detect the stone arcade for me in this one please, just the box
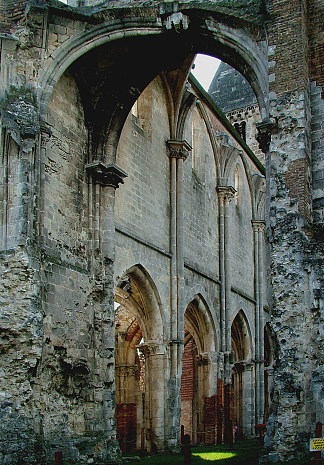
[0,0,323,463]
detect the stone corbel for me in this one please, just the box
[255,118,278,154]
[233,361,245,374]
[166,139,192,160]
[115,364,138,376]
[197,352,209,366]
[251,219,266,232]
[86,161,127,188]
[216,185,236,203]
[137,340,166,357]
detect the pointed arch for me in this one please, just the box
[195,100,221,181]
[231,309,253,362]
[216,135,260,216]
[115,264,166,344]
[37,8,269,165]
[181,294,218,444]
[184,293,217,354]
[114,264,167,453]
[251,173,266,220]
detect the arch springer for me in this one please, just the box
[86,161,128,188]
[166,139,192,160]
[251,219,266,231]
[216,185,236,202]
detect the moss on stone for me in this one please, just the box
[0,85,40,151]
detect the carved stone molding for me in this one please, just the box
[115,364,138,376]
[196,353,209,366]
[252,219,266,232]
[137,341,166,357]
[166,139,192,160]
[216,185,236,202]
[86,161,127,188]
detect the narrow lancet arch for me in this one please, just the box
[231,310,253,438]
[181,294,218,444]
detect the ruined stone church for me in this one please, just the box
[0,0,323,464]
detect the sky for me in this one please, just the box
[191,54,221,92]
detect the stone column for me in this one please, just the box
[86,161,127,259]
[115,330,138,404]
[217,186,235,446]
[252,219,266,424]
[166,140,191,447]
[217,186,236,382]
[205,351,219,397]
[242,363,254,437]
[166,140,191,371]
[139,341,167,452]
[85,161,127,460]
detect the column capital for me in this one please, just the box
[166,139,192,159]
[115,364,138,376]
[137,340,166,357]
[251,219,266,232]
[216,185,236,202]
[86,161,127,188]
[196,352,209,366]
[255,118,277,154]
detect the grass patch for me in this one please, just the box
[130,439,262,464]
[192,450,237,460]
[125,439,315,464]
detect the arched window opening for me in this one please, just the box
[129,84,153,138]
[191,118,196,171]
[115,302,144,453]
[181,297,217,446]
[131,100,139,118]
[181,330,199,442]
[234,121,246,142]
[234,166,240,207]
[231,311,252,439]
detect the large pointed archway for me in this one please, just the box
[114,265,166,454]
[37,8,269,165]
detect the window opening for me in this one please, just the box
[234,166,239,207]
[234,122,246,142]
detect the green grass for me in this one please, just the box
[123,439,315,465]
[192,450,237,461]
[124,439,261,464]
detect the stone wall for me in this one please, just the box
[0,248,43,464]
[262,0,324,458]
